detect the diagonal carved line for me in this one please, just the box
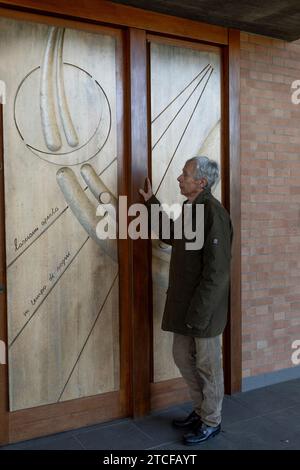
[57,272,119,402]
[8,236,90,348]
[151,63,211,124]
[152,66,212,151]
[7,157,117,269]
[154,68,214,196]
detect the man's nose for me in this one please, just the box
[177,174,182,182]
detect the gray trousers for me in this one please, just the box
[173,333,224,427]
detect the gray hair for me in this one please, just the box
[186,156,219,190]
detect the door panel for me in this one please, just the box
[150,39,222,383]
[0,17,121,411]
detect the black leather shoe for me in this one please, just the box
[183,422,221,445]
[172,410,202,429]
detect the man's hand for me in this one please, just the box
[139,177,153,202]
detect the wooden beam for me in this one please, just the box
[9,391,123,442]
[128,28,151,417]
[223,28,242,394]
[116,29,133,419]
[0,105,9,446]
[0,0,228,44]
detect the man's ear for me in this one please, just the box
[199,177,207,189]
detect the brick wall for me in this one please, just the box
[240,32,300,378]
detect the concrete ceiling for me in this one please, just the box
[111,0,300,41]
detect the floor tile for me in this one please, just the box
[75,421,154,450]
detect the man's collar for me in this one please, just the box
[184,188,212,205]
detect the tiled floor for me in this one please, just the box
[1,378,300,450]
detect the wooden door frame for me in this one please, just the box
[0,0,241,445]
[0,16,131,445]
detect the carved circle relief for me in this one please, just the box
[14,27,112,166]
[14,64,111,166]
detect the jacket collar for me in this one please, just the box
[184,187,212,205]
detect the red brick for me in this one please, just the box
[241,31,300,379]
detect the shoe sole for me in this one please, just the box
[183,427,221,446]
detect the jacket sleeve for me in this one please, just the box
[185,207,233,330]
[145,194,175,246]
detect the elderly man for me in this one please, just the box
[139,156,233,445]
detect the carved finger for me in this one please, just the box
[40,26,62,152]
[80,163,117,206]
[56,28,79,148]
[56,167,117,262]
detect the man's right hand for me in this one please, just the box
[139,177,153,202]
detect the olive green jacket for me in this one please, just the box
[146,188,233,338]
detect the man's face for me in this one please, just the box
[177,161,205,198]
